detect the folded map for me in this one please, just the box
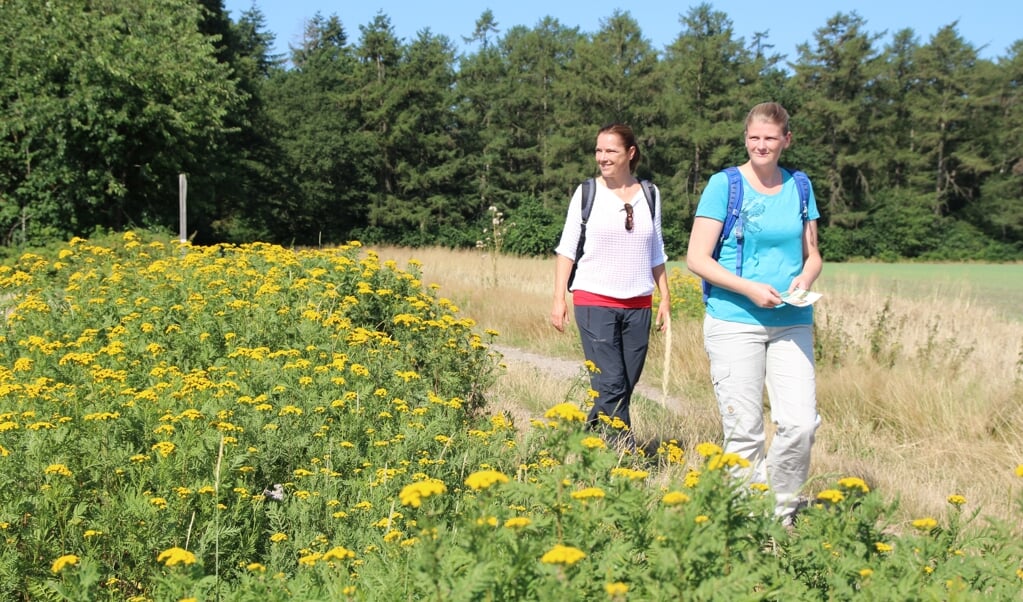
[780,288,822,307]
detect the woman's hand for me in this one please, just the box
[550,297,569,332]
[655,297,671,332]
[744,281,783,308]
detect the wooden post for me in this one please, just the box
[178,173,187,243]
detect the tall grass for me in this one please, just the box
[374,246,1023,523]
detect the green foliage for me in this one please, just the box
[663,267,705,321]
[501,196,563,256]
[0,0,245,246]
[2,4,1022,259]
[0,233,1021,599]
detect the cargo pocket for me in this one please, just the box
[709,363,735,419]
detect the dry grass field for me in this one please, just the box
[371,246,1023,525]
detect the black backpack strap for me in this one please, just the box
[580,178,596,224]
[567,179,596,291]
[574,178,596,261]
[639,179,657,219]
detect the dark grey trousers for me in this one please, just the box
[573,304,651,435]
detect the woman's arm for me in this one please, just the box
[550,254,575,332]
[686,217,782,308]
[651,263,670,332]
[790,220,822,292]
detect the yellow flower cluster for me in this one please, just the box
[44,464,73,478]
[51,554,79,574]
[157,547,196,567]
[706,452,750,471]
[610,467,649,481]
[837,477,870,493]
[947,494,967,506]
[816,489,845,504]
[503,517,531,529]
[543,403,587,423]
[695,442,723,457]
[540,544,586,566]
[399,479,447,507]
[570,487,606,500]
[464,470,510,492]
[661,491,691,506]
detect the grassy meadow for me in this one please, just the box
[374,247,1023,525]
[0,232,1020,600]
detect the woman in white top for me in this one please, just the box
[550,123,671,450]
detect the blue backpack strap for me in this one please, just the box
[790,169,810,220]
[702,167,744,303]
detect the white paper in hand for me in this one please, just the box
[780,288,822,307]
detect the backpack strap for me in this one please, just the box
[702,167,744,303]
[580,177,597,225]
[639,179,656,219]
[567,178,597,290]
[701,167,811,303]
[791,169,810,220]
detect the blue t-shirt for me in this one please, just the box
[695,168,820,326]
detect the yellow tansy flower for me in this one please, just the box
[51,554,79,574]
[570,487,606,500]
[695,442,723,457]
[837,477,870,493]
[544,403,587,423]
[399,479,447,507]
[44,464,73,478]
[157,547,196,566]
[503,517,531,529]
[610,467,648,480]
[662,491,691,506]
[464,470,510,491]
[540,544,586,566]
[816,489,845,504]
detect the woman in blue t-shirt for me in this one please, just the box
[686,102,823,525]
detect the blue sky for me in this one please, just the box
[223,0,1020,63]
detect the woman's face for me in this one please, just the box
[595,132,634,178]
[745,119,791,168]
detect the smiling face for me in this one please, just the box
[744,117,791,169]
[595,132,635,179]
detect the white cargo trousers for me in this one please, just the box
[703,315,820,520]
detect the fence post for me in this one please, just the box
[178,173,187,243]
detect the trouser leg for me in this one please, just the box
[703,316,769,486]
[575,305,650,446]
[764,324,819,519]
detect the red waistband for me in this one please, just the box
[572,290,653,309]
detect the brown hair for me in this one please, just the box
[598,123,641,172]
[744,102,791,135]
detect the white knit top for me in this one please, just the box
[554,181,669,299]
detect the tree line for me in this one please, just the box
[2,0,1021,261]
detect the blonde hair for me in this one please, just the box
[744,102,790,135]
